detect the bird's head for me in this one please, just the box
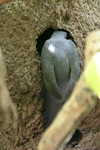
[51,31,67,39]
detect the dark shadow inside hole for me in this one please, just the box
[36,28,76,55]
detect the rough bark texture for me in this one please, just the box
[0,0,100,150]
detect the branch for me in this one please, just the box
[0,49,18,129]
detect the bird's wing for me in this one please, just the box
[43,64,63,101]
[64,41,80,99]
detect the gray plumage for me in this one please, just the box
[41,31,80,130]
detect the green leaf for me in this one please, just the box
[85,52,100,99]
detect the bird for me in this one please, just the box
[41,31,80,130]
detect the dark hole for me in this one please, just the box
[36,28,55,55]
[36,28,76,55]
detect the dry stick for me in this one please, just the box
[0,49,18,128]
[38,30,100,150]
[0,0,17,128]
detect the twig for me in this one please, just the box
[0,49,18,129]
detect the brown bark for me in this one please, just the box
[38,31,100,150]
